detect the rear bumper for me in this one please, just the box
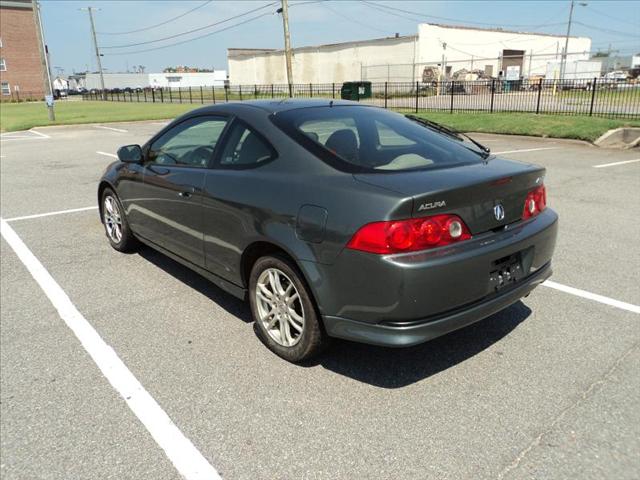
[323,261,551,347]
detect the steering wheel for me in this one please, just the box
[190,146,215,166]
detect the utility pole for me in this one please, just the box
[560,1,586,79]
[82,7,106,99]
[279,0,294,96]
[33,0,54,120]
[560,0,575,79]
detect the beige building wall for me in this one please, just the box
[228,36,417,84]
[228,24,592,84]
[416,24,592,78]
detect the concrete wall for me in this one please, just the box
[227,23,592,84]
[228,36,417,84]
[0,2,45,97]
[416,24,591,78]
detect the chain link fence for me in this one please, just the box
[81,79,640,119]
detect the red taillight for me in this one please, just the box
[347,214,472,254]
[522,185,547,220]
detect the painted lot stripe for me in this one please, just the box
[0,218,221,480]
[5,206,98,222]
[593,158,640,169]
[542,280,640,314]
[493,147,559,155]
[94,125,128,133]
[29,129,50,139]
[97,151,118,158]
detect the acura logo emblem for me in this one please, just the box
[494,204,505,221]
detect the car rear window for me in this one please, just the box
[272,105,485,173]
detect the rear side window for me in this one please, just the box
[218,122,276,168]
[272,106,485,173]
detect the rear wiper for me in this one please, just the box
[406,114,491,158]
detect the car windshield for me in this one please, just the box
[273,105,486,172]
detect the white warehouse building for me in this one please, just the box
[83,71,227,90]
[228,23,591,84]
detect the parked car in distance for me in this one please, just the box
[98,100,558,362]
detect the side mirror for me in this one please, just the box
[117,144,143,163]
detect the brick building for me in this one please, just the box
[0,0,45,99]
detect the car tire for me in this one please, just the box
[101,187,138,252]
[249,254,327,362]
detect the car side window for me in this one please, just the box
[218,122,275,167]
[147,116,228,168]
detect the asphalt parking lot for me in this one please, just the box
[1,119,639,480]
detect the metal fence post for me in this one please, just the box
[271,84,274,98]
[239,85,243,101]
[255,84,258,99]
[536,79,542,114]
[309,83,313,98]
[384,81,388,109]
[200,86,203,104]
[224,86,229,103]
[151,89,155,103]
[288,83,293,98]
[159,88,163,103]
[490,78,495,114]
[143,89,146,102]
[332,83,335,99]
[589,77,597,117]
[450,81,455,113]
[212,86,216,104]
[189,87,192,103]
[415,81,419,113]
[178,88,182,104]
[136,90,139,102]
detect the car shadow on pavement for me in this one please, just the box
[137,246,252,323]
[313,301,532,389]
[136,245,531,388]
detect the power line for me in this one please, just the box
[97,1,213,35]
[361,1,569,28]
[320,2,391,35]
[104,11,273,56]
[101,2,277,49]
[573,21,640,38]
[583,5,640,28]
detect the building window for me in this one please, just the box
[1,82,10,95]
[0,58,6,71]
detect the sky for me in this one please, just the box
[40,0,640,76]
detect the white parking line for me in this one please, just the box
[0,218,221,480]
[493,147,559,155]
[94,125,128,133]
[29,129,50,139]
[593,158,640,169]
[97,151,118,158]
[542,280,640,314]
[4,206,98,222]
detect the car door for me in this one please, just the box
[134,115,229,267]
[201,120,278,283]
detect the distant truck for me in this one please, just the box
[545,60,602,80]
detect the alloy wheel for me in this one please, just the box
[255,268,305,347]
[103,195,123,244]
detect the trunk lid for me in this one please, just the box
[354,158,545,234]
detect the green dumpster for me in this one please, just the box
[340,81,372,101]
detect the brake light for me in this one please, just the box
[522,185,547,220]
[347,214,471,254]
